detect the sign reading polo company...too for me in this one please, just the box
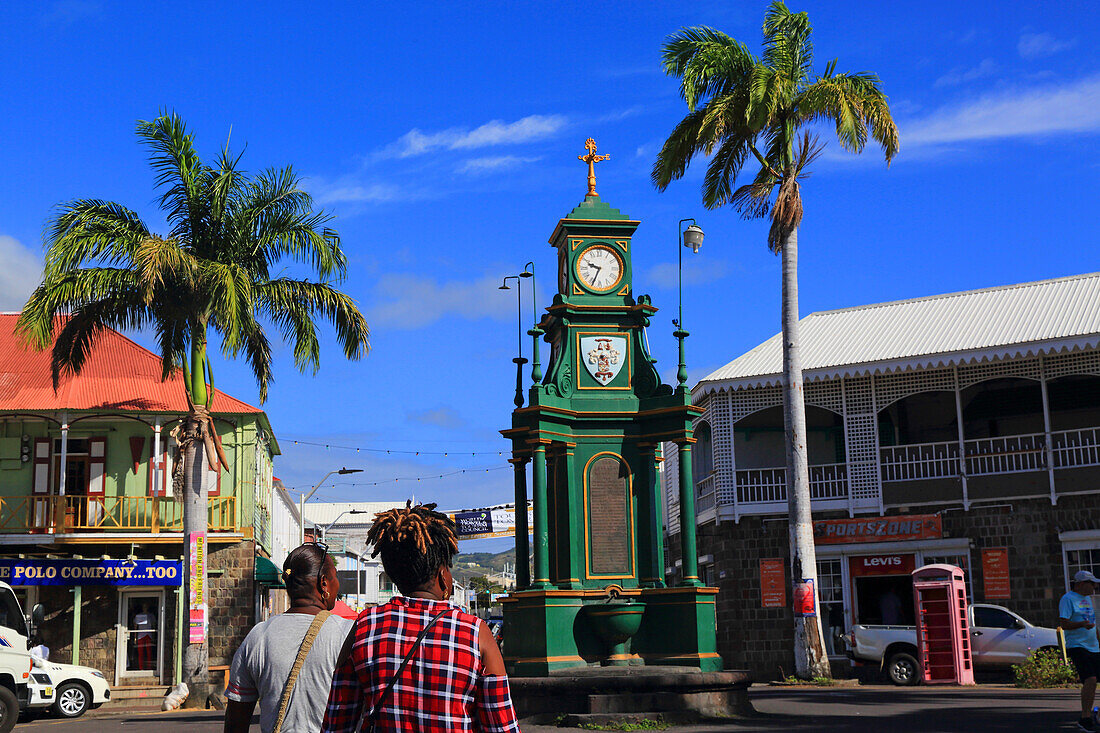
[0,558,182,586]
[814,514,942,545]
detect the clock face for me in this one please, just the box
[576,245,623,292]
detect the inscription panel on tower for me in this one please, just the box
[587,455,633,577]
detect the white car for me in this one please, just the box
[26,658,110,718]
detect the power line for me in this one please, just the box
[283,464,509,491]
[286,438,504,458]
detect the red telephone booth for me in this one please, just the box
[911,564,974,685]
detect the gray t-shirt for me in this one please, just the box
[226,612,354,733]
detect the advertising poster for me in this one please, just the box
[759,558,786,608]
[448,504,534,541]
[793,579,817,617]
[982,547,1011,599]
[189,531,207,644]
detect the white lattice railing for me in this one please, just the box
[1053,427,1100,468]
[695,473,717,513]
[736,463,849,505]
[880,441,961,481]
[880,426,1100,482]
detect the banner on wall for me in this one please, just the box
[982,547,1011,599]
[759,558,786,608]
[448,504,534,541]
[188,532,207,644]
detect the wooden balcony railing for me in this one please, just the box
[0,495,238,534]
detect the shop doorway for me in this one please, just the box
[116,590,164,684]
[849,554,917,626]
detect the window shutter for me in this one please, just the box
[148,439,173,498]
[87,437,106,496]
[32,438,51,494]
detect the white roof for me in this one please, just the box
[304,501,405,528]
[697,272,1100,395]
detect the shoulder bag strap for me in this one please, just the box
[271,610,331,733]
[361,608,450,733]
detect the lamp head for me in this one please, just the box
[338,468,363,475]
[498,281,510,290]
[683,224,704,254]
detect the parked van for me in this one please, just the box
[0,580,41,732]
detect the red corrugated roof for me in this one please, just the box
[0,314,262,414]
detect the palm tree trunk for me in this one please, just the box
[780,225,830,679]
[181,331,210,706]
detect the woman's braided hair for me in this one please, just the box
[367,501,458,594]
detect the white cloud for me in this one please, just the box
[1018,32,1076,59]
[43,1,100,26]
[934,58,997,88]
[0,235,43,311]
[456,155,540,175]
[646,259,730,290]
[407,407,467,430]
[368,273,512,330]
[380,115,567,158]
[903,75,1100,148]
[314,183,396,205]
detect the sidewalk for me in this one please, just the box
[521,684,1085,732]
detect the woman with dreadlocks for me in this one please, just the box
[321,502,519,733]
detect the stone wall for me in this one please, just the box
[669,494,1100,681]
[207,540,256,669]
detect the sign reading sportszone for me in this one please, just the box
[813,514,942,545]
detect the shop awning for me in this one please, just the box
[255,556,285,588]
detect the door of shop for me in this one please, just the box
[115,590,164,685]
[849,553,917,626]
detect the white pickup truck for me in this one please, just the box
[847,603,1059,685]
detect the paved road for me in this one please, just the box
[13,686,1089,732]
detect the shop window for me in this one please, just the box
[700,563,715,586]
[817,559,846,656]
[379,573,394,592]
[923,553,972,598]
[1066,547,1100,586]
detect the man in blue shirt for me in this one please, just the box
[1060,570,1100,731]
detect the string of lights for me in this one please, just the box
[285,438,505,458]
[282,464,509,492]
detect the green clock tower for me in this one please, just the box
[501,140,721,676]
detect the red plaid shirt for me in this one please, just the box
[321,596,519,732]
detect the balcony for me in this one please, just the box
[0,495,239,534]
[735,463,849,507]
[880,426,1100,482]
[695,473,717,513]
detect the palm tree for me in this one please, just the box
[18,112,369,701]
[653,3,898,678]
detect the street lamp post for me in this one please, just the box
[299,468,362,544]
[499,276,528,408]
[318,508,366,542]
[519,262,542,384]
[674,219,705,387]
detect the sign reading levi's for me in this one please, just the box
[814,514,942,545]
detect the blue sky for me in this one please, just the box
[2,2,1099,551]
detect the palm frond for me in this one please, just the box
[43,200,152,276]
[796,72,899,160]
[48,295,150,388]
[652,109,709,190]
[661,26,758,111]
[701,135,753,209]
[762,1,814,87]
[256,279,370,368]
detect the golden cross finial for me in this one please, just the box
[578,138,610,197]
